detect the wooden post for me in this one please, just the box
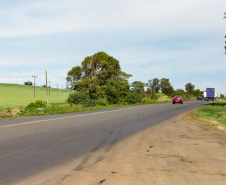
[46,70,49,104]
[32,75,38,98]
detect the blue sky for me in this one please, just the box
[0,0,226,94]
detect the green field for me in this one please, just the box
[0,83,73,107]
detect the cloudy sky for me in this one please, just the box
[0,0,225,94]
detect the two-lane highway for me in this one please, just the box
[0,101,208,184]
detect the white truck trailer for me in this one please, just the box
[214,92,220,100]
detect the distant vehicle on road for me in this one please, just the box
[173,95,183,104]
[197,96,202,100]
[214,92,220,100]
[205,88,215,101]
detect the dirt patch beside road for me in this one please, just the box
[20,113,226,185]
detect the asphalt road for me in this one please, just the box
[0,101,208,184]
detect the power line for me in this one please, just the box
[47,72,66,78]
[0,73,45,79]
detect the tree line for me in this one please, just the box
[66,52,204,105]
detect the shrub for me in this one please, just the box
[35,100,46,108]
[146,99,157,104]
[26,100,46,109]
[183,94,196,101]
[26,102,35,109]
[96,86,107,99]
[24,81,32,86]
[82,100,96,107]
[125,92,141,104]
[95,98,109,106]
[141,97,149,103]
[105,86,121,104]
[67,91,90,104]
[154,93,164,99]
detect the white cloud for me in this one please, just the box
[0,0,226,94]
[0,0,225,38]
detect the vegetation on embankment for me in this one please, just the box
[0,93,171,118]
[191,99,226,131]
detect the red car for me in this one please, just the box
[173,95,183,104]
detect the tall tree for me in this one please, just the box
[66,52,132,100]
[131,81,146,94]
[185,83,195,94]
[160,78,173,96]
[148,78,160,98]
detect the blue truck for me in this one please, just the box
[205,88,215,101]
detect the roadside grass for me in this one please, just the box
[0,90,171,119]
[18,103,129,117]
[2,99,167,118]
[1,102,142,118]
[191,99,226,131]
[157,98,171,103]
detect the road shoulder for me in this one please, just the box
[20,112,226,185]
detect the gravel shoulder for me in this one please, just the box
[20,112,226,185]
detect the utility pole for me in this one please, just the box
[62,84,63,94]
[225,35,226,54]
[32,75,38,98]
[56,83,58,96]
[46,70,49,104]
[223,13,226,54]
[48,81,51,97]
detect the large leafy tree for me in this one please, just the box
[160,78,174,96]
[66,52,132,101]
[148,78,160,98]
[131,81,146,94]
[185,83,195,94]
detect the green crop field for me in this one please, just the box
[0,83,73,107]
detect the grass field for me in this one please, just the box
[0,83,73,108]
[0,85,172,118]
[191,99,226,131]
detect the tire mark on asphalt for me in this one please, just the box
[105,137,119,153]
[74,134,120,170]
[73,154,92,171]
[96,155,105,163]
[91,137,108,153]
